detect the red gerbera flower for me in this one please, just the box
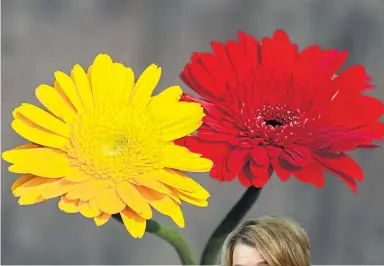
[177,30,384,193]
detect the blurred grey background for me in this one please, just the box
[2,0,384,264]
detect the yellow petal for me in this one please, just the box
[177,191,209,207]
[94,212,111,226]
[2,147,71,178]
[150,101,204,142]
[108,63,135,104]
[13,143,40,150]
[58,196,79,213]
[71,64,94,111]
[138,186,185,228]
[154,169,194,192]
[134,175,172,195]
[11,117,69,150]
[148,86,183,109]
[35,84,75,123]
[87,66,92,84]
[161,144,213,172]
[157,169,210,199]
[78,199,101,218]
[65,179,103,201]
[18,191,41,205]
[11,174,35,193]
[97,188,126,214]
[131,64,161,108]
[65,168,92,182]
[168,169,210,199]
[91,54,113,106]
[14,103,70,138]
[54,71,85,113]
[116,182,152,219]
[120,207,146,238]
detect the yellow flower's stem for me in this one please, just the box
[200,186,263,265]
[112,215,196,265]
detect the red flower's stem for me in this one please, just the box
[112,215,197,265]
[200,186,263,265]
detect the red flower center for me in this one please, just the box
[239,103,320,146]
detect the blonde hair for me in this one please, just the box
[221,216,310,266]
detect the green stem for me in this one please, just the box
[200,186,263,265]
[112,215,196,265]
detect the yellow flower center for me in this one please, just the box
[68,104,163,183]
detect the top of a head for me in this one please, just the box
[221,215,310,266]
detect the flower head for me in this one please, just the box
[3,54,213,238]
[177,30,384,193]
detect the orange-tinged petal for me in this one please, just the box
[177,191,208,207]
[40,179,79,199]
[134,175,172,195]
[163,169,210,199]
[91,54,113,105]
[14,103,70,138]
[120,207,146,238]
[65,179,103,201]
[131,64,161,108]
[2,147,71,178]
[35,84,75,123]
[165,186,182,204]
[138,186,185,228]
[11,174,35,193]
[154,169,195,193]
[11,118,69,150]
[54,71,85,113]
[13,176,56,197]
[97,188,126,214]
[116,182,152,219]
[94,212,111,226]
[71,64,94,111]
[58,196,79,213]
[78,199,101,218]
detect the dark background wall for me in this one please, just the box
[2,0,384,264]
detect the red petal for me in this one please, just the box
[238,165,253,187]
[262,30,298,71]
[249,160,272,188]
[250,146,269,166]
[175,136,232,181]
[279,144,312,167]
[325,95,384,129]
[357,121,384,139]
[293,161,325,188]
[333,65,373,94]
[270,157,292,182]
[314,154,363,193]
[198,130,236,142]
[221,147,250,181]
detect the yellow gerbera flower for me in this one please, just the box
[2,54,213,238]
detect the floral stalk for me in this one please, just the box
[200,186,263,265]
[112,215,196,265]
